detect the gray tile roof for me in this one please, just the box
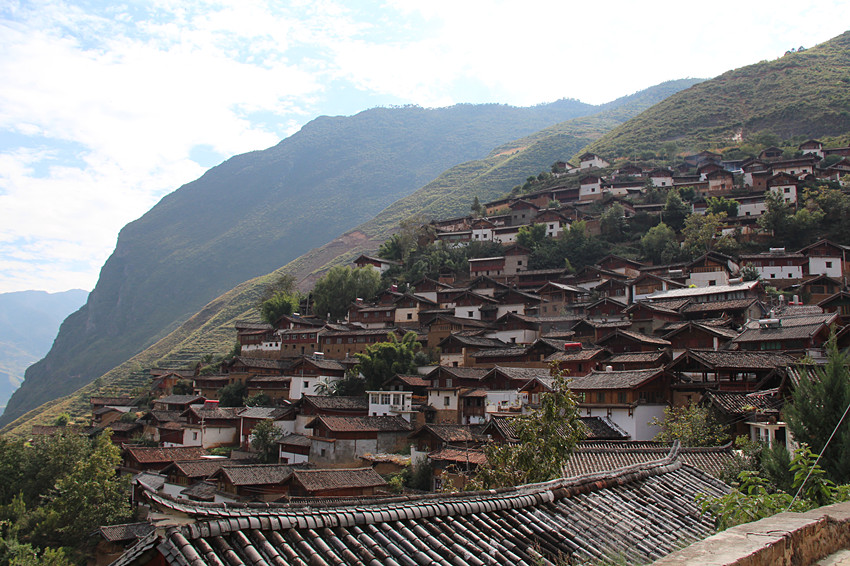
[290,467,387,491]
[118,447,728,566]
[215,464,295,486]
[569,368,664,390]
[563,442,736,479]
[301,395,369,411]
[99,522,155,543]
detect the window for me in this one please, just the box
[446,379,452,388]
[381,394,390,404]
[618,392,628,404]
[468,310,474,317]
[708,280,716,286]
[596,392,605,403]
[407,313,413,320]
[192,432,198,441]
[444,396,451,407]
[303,380,309,389]
[827,261,834,268]
[320,448,326,457]
[370,394,379,404]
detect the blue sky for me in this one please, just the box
[1,0,849,293]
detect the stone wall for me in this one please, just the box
[652,502,850,565]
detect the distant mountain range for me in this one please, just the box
[0,290,88,412]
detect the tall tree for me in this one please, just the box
[250,420,283,464]
[640,222,679,264]
[662,190,690,231]
[472,369,585,488]
[785,334,850,484]
[354,331,420,391]
[312,266,381,320]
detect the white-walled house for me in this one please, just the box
[367,390,415,422]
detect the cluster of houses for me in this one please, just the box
[64,141,850,565]
[428,140,850,249]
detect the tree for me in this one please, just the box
[662,190,690,231]
[259,291,298,325]
[640,222,678,264]
[785,334,850,484]
[757,191,793,237]
[516,223,546,250]
[354,331,420,391]
[245,392,272,407]
[706,196,739,218]
[250,420,283,464]
[312,266,381,320]
[472,368,585,488]
[599,203,628,241]
[218,381,247,407]
[33,431,132,549]
[740,263,761,281]
[682,211,726,258]
[650,404,729,447]
[470,196,484,217]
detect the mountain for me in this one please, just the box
[587,30,850,158]
[0,79,703,435]
[0,99,629,427]
[0,290,88,412]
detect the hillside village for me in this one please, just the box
[34,139,850,565]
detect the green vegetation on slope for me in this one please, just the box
[587,30,850,158]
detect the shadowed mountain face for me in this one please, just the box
[0,79,706,436]
[589,30,850,158]
[2,100,611,426]
[0,290,88,412]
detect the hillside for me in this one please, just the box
[0,290,88,412]
[588,30,850,158]
[2,102,617,427]
[0,80,703,436]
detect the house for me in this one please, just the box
[596,328,671,354]
[438,333,506,367]
[685,252,739,287]
[666,349,794,405]
[296,395,369,434]
[799,139,824,158]
[283,468,387,497]
[567,367,670,441]
[703,388,785,440]
[579,174,603,200]
[630,273,685,302]
[623,301,683,335]
[767,172,800,204]
[705,169,735,193]
[545,345,609,377]
[468,255,506,278]
[160,459,231,492]
[662,321,738,355]
[237,406,294,448]
[798,239,849,280]
[318,327,406,360]
[352,254,402,273]
[367,390,415,421]
[597,255,645,278]
[409,423,484,454]
[347,302,395,328]
[244,374,292,404]
[570,318,631,344]
[739,248,806,282]
[209,464,296,501]
[507,199,539,226]
[152,394,206,413]
[605,351,671,371]
[122,446,209,473]
[425,366,489,423]
[649,168,674,187]
[579,152,610,170]
[278,433,312,465]
[732,312,837,352]
[536,281,591,315]
[798,275,844,304]
[769,155,820,177]
[181,403,241,448]
[428,447,487,491]
[122,448,726,566]
[758,146,784,160]
[305,415,413,467]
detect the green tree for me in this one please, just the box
[470,196,484,217]
[250,420,283,464]
[472,368,585,488]
[640,222,678,264]
[259,291,298,325]
[218,381,247,407]
[682,211,726,258]
[662,190,690,231]
[313,266,382,320]
[740,263,761,281]
[33,431,132,549]
[757,191,793,238]
[651,404,729,447]
[354,331,421,391]
[785,335,850,484]
[706,196,739,218]
[599,203,628,241]
[245,392,272,407]
[516,223,546,250]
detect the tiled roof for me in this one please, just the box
[216,464,295,486]
[125,446,209,464]
[490,366,552,381]
[184,406,242,421]
[733,313,835,343]
[410,424,483,443]
[121,447,728,566]
[307,415,413,433]
[163,459,230,479]
[681,298,760,314]
[180,481,217,502]
[134,472,166,492]
[427,366,489,380]
[302,395,369,411]
[99,522,155,543]
[682,349,795,370]
[544,346,607,362]
[606,351,668,364]
[91,396,137,406]
[605,328,672,345]
[704,389,784,416]
[580,416,631,440]
[563,442,736,479]
[290,468,387,491]
[231,356,292,370]
[237,406,292,419]
[147,410,184,423]
[277,433,313,447]
[569,368,664,390]
[154,394,205,405]
[384,374,431,388]
[428,447,488,466]
[471,346,528,358]
[234,321,274,331]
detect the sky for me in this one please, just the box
[0,1,849,294]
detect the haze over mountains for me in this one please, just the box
[4,30,850,434]
[0,290,88,412]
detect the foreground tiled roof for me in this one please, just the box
[216,464,295,486]
[682,349,795,370]
[569,368,664,390]
[563,442,736,479]
[703,388,784,416]
[118,447,728,566]
[99,522,155,543]
[163,459,230,479]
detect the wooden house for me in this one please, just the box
[209,464,296,501]
[284,468,387,498]
[305,416,413,467]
